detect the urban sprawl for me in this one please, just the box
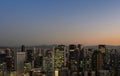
[0,44,120,76]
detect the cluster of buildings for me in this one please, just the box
[0,44,120,76]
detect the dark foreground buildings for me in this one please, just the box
[0,44,120,76]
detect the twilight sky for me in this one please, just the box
[0,0,120,46]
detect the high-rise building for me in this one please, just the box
[43,50,54,76]
[79,48,84,72]
[34,56,43,68]
[14,52,26,75]
[6,56,15,72]
[26,50,34,63]
[92,50,104,71]
[0,53,6,64]
[104,51,111,70]
[69,44,79,76]
[21,45,25,52]
[53,45,69,76]
[54,45,66,70]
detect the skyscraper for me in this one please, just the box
[21,45,25,52]
[54,45,67,76]
[92,50,104,70]
[14,52,26,76]
[43,49,54,76]
[69,44,79,76]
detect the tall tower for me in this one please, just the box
[6,56,15,72]
[69,44,79,76]
[54,45,66,70]
[14,52,26,75]
[92,50,104,71]
[43,49,54,76]
[53,45,68,76]
[21,45,25,52]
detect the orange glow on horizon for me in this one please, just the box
[64,36,120,46]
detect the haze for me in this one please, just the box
[1,0,120,46]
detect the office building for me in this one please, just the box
[54,45,66,70]
[69,44,79,76]
[92,50,104,71]
[43,50,54,76]
[14,52,26,76]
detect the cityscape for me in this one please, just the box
[0,44,120,76]
[1,0,120,76]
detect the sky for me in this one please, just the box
[0,0,120,46]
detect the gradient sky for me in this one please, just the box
[1,0,120,46]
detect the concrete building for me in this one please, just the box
[92,50,104,71]
[69,44,80,76]
[43,50,54,76]
[14,52,26,76]
[54,45,66,70]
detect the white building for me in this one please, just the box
[14,52,26,76]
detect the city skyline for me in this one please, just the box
[1,0,120,46]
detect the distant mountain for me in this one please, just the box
[84,45,120,50]
[0,45,120,50]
